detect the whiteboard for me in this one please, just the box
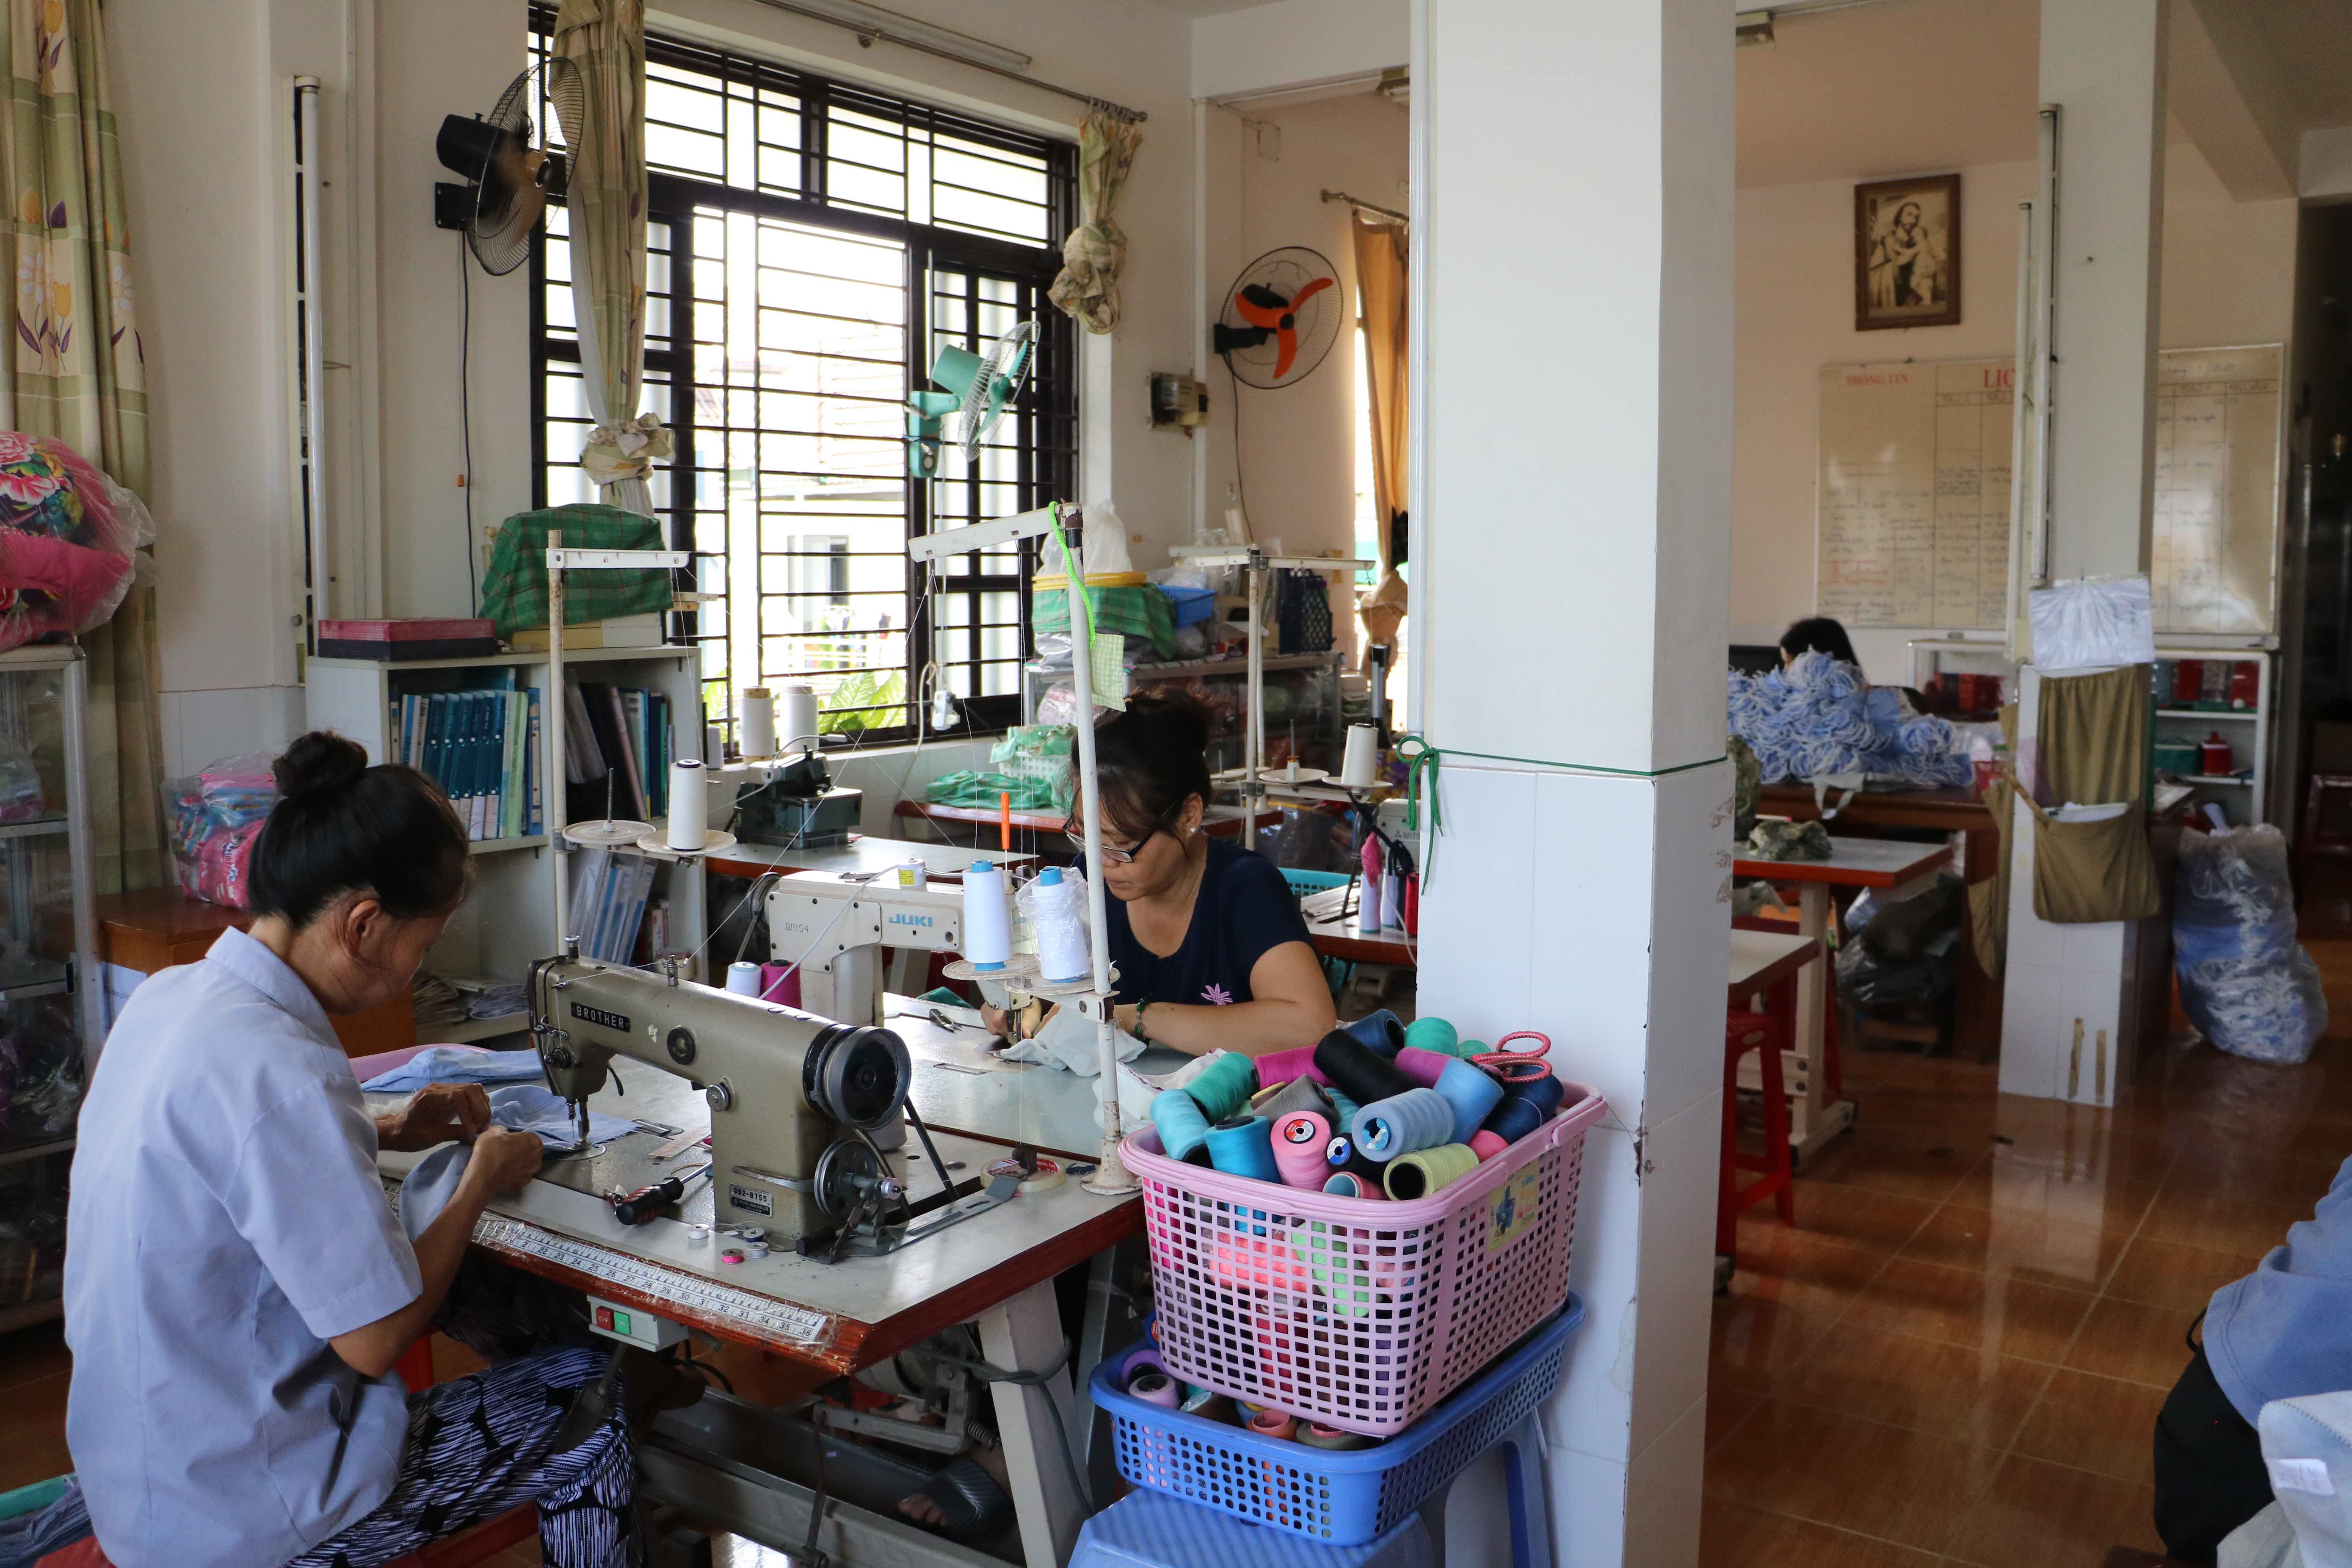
[1814,345,2282,634]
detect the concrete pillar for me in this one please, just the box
[1411,2,1731,1563]
[2000,0,2168,1105]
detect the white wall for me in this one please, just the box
[1730,137,2297,682]
[1198,91,1408,569]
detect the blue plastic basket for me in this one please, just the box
[1092,1298,1581,1545]
[1160,584,1218,627]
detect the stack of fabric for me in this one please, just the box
[1727,651,1971,789]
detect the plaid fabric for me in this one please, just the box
[480,505,675,636]
[1031,584,1175,659]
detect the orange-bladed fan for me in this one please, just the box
[1214,248,1342,390]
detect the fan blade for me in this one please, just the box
[1273,326,1298,381]
[1286,275,1335,310]
[1233,292,1287,330]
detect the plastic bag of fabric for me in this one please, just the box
[2175,826,2327,1064]
[169,752,277,908]
[1836,933,1954,1005]
[991,725,1075,813]
[0,433,154,653]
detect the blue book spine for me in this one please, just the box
[423,694,450,801]
[524,689,543,837]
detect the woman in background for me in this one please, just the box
[1780,615,1861,670]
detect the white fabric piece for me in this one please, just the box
[998,1003,1144,1076]
[2029,573,2156,669]
[2221,1502,2304,1568]
[2258,1390,2352,1568]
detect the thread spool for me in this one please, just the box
[1029,866,1089,984]
[740,688,776,757]
[1322,1171,1385,1200]
[1350,1087,1455,1160]
[1480,1073,1568,1145]
[1339,723,1379,788]
[1434,1058,1506,1144]
[725,961,761,996]
[961,861,1012,971]
[1182,1051,1258,1123]
[1357,840,1383,934]
[1270,1111,1331,1189]
[1403,1016,1460,1056]
[1252,1075,1334,1125]
[1470,1129,1509,1161]
[1150,1090,1213,1161]
[1323,1133,1386,1186]
[1327,1087,1360,1128]
[1314,1031,1415,1107]
[1129,1372,1179,1409]
[1394,1047,1452,1088]
[1205,1115,1279,1181]
[1247,1410,1298,1442]
[1119,1347,1166,1384]
[776,683,819,756]
[1343,1010,1408,1056]
[1252,1045,1327,1089]
[1384,1143,1480,1200]
[1300,1424,1375,1451]
[666,760,709,850]
[1181,1387,1233,1423]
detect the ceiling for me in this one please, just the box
[1735,0,2041,189]
[1136,0,1279,16]
[2238,0,2352,127]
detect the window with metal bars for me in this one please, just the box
[528,15,1077,744]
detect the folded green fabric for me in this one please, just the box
[1031,584,1176,659]
[479,504,676,636]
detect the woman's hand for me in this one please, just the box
[377,1083,494,1152]
[458,1126,544,1196]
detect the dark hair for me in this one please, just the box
[1779,616,1860,668]
[1082,691,1213,844]
[247,731,471,927]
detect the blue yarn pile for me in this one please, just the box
[1727,652,1971,789]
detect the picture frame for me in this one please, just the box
[1854,173,1960,331]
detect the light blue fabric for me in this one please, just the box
[361,1046,544,1093]
[2251,1390,2352,1568]
[66,927,423,1568]
[488,1083,637,1148]
[1727,651,1973,789]
[2208,1156,2352,1425]
[0,1477,87,1568]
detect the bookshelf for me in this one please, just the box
[306,644,708,993]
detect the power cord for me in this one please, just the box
[457,232,478,613]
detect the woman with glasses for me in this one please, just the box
[989,691,1336,1057]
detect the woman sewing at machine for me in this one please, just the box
[982,691,1336,1057]
[62,733,644,1568]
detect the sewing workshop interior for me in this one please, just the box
[15,1,2352,1566]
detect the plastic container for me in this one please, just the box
[1122,1083,1605,1436]
[1093,1299,1583,1545]
[1160,584,1218,627]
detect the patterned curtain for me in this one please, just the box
[0,0,163,891]
[1048,113,1141,335]
[552,0,666,515]
[1350,212,1408,653]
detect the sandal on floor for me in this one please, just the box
[898,1456,1013,1542]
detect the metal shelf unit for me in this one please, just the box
[2154,649,2272,826]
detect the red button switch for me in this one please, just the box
[593,1306,613,1330]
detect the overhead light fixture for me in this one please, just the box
[746,0,1033,77]
[1735,9,1776,46]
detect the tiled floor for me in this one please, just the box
[1702,907,2352,1568]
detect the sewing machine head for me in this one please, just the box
[527,953,912,1237]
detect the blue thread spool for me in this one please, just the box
[1204,1115,1279,1181]
[1434,1058,1505,1144]
[1350,1087,1454,1160]
[1151,1090,1213,1161]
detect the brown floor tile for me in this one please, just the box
[1705,1397,2000,1554]
[491,1544,541,1568]
[2061,1298,2198,1390]
[2138,1184,2305,1258]
[0,1323,69,1392]
[1724,1224,1893,1317]
[1757,1180,1940,1255]
[1706,1389,1761,1456]
[0,1370,69,1491]
[2101,1237,2262,1314]
[2011,1369,2171,1486]
[1898,1199,2136,1293]
[1698,1498,1945,1568]
[1942,1454,2165,1567]
[1711,1296,1840,1395]
[1845,1257,2098,1363]
[1800,1124,1986,1205]
[1781,1321,2049,1448]
[1944,1151,2162,1227]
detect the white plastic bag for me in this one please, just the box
[2029,575,2156,670]
[2175,826,2328,1064]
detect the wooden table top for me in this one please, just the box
[1758,783,1992,832]
[94,886,251,941]
[1732,837,1953,888]
[1298,884,1415,965]
[1728,928,1820,994]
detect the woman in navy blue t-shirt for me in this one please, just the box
[1045,692,1335,1058]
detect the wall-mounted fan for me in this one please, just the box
[1212,247,1341,389]
[907,319,1036,477]
[433,60,579,276]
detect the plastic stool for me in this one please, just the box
[1072,1490,1437,1568]
[1718,1005,1795,1260]
[1414,1413,1554,1568]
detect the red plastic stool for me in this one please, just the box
[1718,1007,1795,1260]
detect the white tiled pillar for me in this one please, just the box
[1411,2,1732,1563]
[2002,0,2167,1102]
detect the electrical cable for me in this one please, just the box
[457,232,478,613]
[677,1344,735,1394]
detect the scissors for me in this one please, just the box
[1473,1030,1553,1085]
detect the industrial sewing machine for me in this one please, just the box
[528,951,913,1239]
[764,869,970,1027]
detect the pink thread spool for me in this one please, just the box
[1254,1046,1327,1088]
[1394,1047,1452,1088]
[1272,1111,1332,1189]
[1470,1129,1509,1161]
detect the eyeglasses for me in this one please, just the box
[1063,811,1165,864]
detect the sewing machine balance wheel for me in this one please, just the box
[813,1135,889,1222]
[804,1026,913,1131]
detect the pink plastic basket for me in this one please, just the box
[1123,1082,1606,1437]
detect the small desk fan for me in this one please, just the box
[907,319,1037,477]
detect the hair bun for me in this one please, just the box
[272,731,369,802]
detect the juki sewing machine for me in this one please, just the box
[763,869,970,1027]
[528,950,914,1240]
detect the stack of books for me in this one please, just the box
[561,675,675,827]
[388,684,543,842]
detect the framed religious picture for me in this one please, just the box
[1854,173,1960,330]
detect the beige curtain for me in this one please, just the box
[1048,112,1141,335]
[553,0,666,515]
[1351,213,1408,647]
[2,0,163,891]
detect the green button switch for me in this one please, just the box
[613,1310,632,1336]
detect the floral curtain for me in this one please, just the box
[1350,212,1409,653]
[1049,112,1142,335]
[552,0,666,515]
[1,0,163,891]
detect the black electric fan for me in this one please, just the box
[1212,247,1342,389]
[433,60,580,276]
